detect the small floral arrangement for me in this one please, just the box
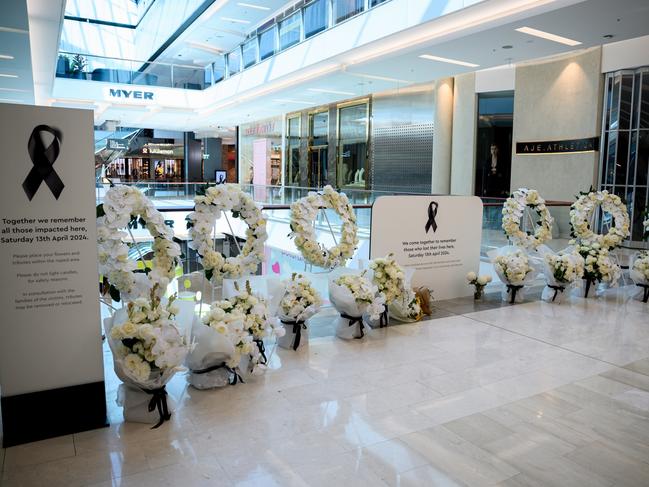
[290,185,358,269]
[544,252,585,285]
[494,250,534,285]
[631,251,649,283]
[110,285,187,383]
[466,271,492,299]
[369,253,406,302]
[201,300,255,369]
[333,273,385,321]
[388,287,422,322]
[576,243,621,297]
[278,273,322,323]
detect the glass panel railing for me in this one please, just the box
[56,51,211,90]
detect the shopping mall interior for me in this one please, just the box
[1,0,649,485]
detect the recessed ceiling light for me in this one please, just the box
[0,73,18,78]
[515,27,581,46]
[308,88,355,96]
[0,54,14,60]
[236,2,270,10]
[419,54,479,68]
[502,45,513,49]
[221,16,251,24]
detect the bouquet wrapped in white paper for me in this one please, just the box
[541,250,585,303]
[368,254,407,327]
[277,273,322,350]
[329,272,385,339]
[106,285,189,426]
[575,243,621,298]
[388,287,422,323]
[630,250,649,302]
[492,247,538,303]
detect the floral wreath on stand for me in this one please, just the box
[97,186,181,302]
[187,184,267,283]
[569,190,630,250]
[289,185,359,269]
[502,188,554,249]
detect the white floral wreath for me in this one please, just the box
[502,188,554,249]
[187,184,267,283]
[97,186,181,301]
[570,190,630,249]
[290,185,358,269]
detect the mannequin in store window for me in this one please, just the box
[484,144,508,198]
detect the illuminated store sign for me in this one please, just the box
[516,137,599,154]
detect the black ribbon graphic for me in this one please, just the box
[636,284,649,303]
[143,386,171,429]
[254,339,268,365]
[425,201,438,234]
[192,363,244,385]
[506,284,524,304]
[342,313,365,339]
[379,305,389,328]
[281,319,307,350]
[23,125,65,201]
[548,285,565,302]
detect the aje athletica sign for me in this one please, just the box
[370,195,483,300]
[516,137,599,154]
[0,104,106,447]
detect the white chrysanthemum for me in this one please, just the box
[501,188,554,249]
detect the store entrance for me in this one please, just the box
[474,91,514,199]
[308,145,328,188]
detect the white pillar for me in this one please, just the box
[432,77,454,194]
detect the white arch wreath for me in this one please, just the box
[97,186,181,301]
[570,190,630,249]
[289,185,358,269]
[502,188,554,249]
[187,184,267,283]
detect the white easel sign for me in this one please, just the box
[370,195,483,301]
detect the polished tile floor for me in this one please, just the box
[2,285,649,486]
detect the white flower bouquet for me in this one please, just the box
[329,272,385,340]
[106,285,189,426]
[492,248,537,303]
[226,281,285,377]
[576,243,621,297]
[541,251,585,303]
[369,253,406,327]
[630,250,649,303]
[466,272,493,300]
[277,273,322,350]
[388,287,422,323]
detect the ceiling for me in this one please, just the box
[45,0,649,134]
[0,0,35,105]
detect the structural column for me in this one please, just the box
[432,77,454,194]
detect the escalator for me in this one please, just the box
[94,126,142,180]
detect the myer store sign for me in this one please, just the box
[106,87,154,101]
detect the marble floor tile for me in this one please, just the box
[3,291,649,486]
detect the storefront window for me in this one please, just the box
[227,48,241,76]
[259,27,276,60]
[242,38,258,68]
[334,0,364,24]
[600,67,649,241]
[308,111,328,188]
[286,116,301,186]
[304,0,328,38]
[279,12,301,50]
[337,102,368,188]
[238,117,283,186]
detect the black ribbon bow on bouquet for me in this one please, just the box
[506,284,524,304]
[192,363,244,385]
[341,313,365,339]
[425,201,438,234]
[583,278,595,298]
[254,339,268,365]
[281,319,307,350]
[143,386,171,429]
[637,284,649,303]
[23,125,65,201]
[379,305,389,328]
[548,285,565,302]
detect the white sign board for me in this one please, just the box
[0,104,105,445]
[370,195,483,301]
